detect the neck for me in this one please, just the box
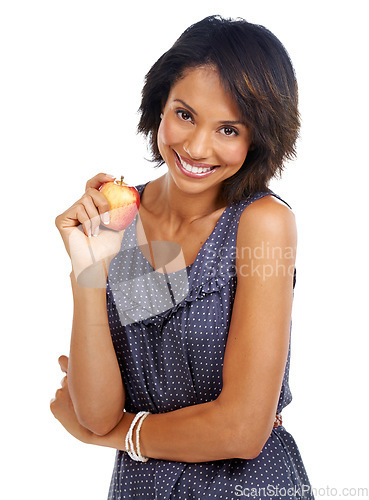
[143,174,226,232]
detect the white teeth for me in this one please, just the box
[178,155,213,173]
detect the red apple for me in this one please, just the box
[99,176,140,231]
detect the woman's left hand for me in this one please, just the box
[50,355,93,444]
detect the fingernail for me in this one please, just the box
[101,212,110,225]
[105,174,115,179]
[88,226,92,238]
[93,226,100,237]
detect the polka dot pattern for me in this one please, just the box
[106,183,313,499]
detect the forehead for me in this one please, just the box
[166,66,242,118]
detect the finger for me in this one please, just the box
[85,173,115,192]
[79,194,103,237]
[74,203,92,238]
[84,188,111,232]
[60,375,68,388]
[54,388,62,399]
[58,355,69,373]
[50,388,62,416]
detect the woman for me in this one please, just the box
[51,15,314,499]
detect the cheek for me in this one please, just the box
[218,141,249,167]
[158,118,186,148]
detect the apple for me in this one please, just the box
[99,176,140,231]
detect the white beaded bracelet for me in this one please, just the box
[125,411,150,462]
[125,412,144,460]
[136,412,150,462]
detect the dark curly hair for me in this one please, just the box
[137,15,300,203]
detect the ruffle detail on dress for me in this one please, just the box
[138,271,234,328]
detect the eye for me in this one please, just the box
[220,126,239,137]
[176,110,193,122]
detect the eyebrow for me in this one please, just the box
[174,99,198,116]
[173,99,246,126]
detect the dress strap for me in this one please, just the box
[268,191,293,210]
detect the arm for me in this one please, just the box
[215,195,296,456]
[68,272,125,435]
[55,173,125,435]
[52,195,296,461]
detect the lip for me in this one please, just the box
[173,150,219,179]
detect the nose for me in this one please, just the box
[183,128,212,161]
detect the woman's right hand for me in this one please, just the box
[55,172,126,287]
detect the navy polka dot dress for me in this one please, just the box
[106,182,314,499]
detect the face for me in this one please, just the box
[157,66,252,198]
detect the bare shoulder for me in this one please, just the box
[238,194,297,248]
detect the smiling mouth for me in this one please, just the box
[174,151,218,175]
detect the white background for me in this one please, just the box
[1,0,368,498]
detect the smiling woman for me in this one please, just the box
[138,15,300,202]
[51,14,314,500]
[157,66,253,196]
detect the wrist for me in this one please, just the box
[70,271,107,300]
[88,411,136,451]
[125,411,150,462]
[70,259,109,291]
